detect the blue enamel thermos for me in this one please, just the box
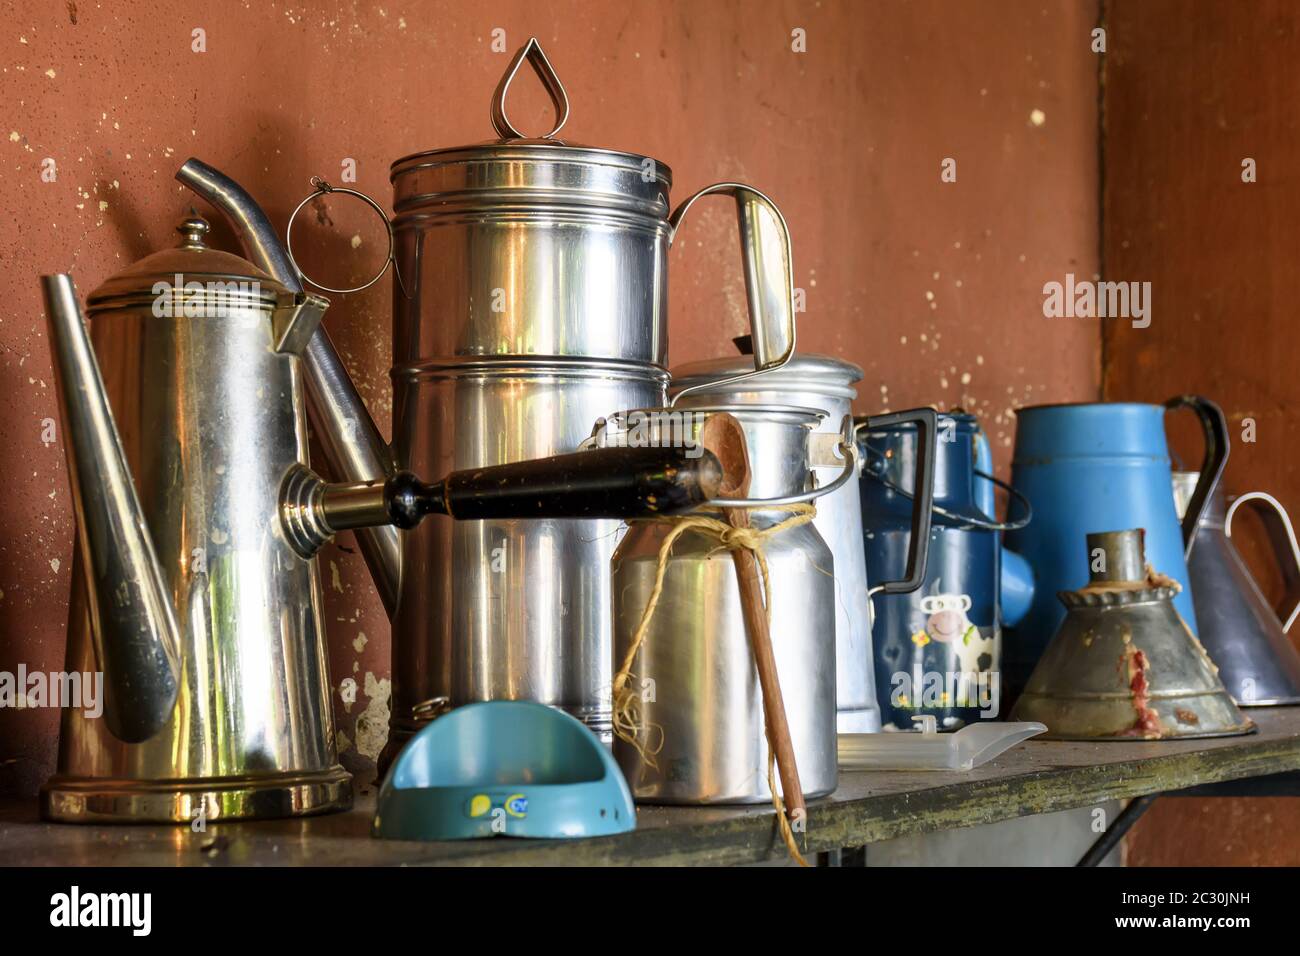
[1002,397,1228,698]
[860,412,1033,729]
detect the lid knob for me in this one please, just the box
[176,213,211,249]
[491,37,570,140]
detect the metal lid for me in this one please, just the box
[670,352,864,402]
[390,38,671,216]
[87,215,286,312]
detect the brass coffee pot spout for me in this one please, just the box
[41,275,182,743]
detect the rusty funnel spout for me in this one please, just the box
[41,274,181,743]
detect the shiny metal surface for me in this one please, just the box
[1174,473,1300,705]
[1010,529,1253,740]
[671,355,880,732]
[41,275,181,744]
[390,137,672,364]
[175,158,402,616]
[386,359,668,752]
[377,42,800,764]
[610,408,838,803]
[41,222,351,823]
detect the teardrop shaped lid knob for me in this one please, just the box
[491,37,570,140]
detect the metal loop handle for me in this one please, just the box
[491,37,570,140]
[859,439,1032,532]
[1225,491,1300,634]
[707,429,857,509]
[668,183,797,407]
[285,178,398,295]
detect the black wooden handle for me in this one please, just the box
[384,445,722,527]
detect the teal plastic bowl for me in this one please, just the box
[372,700,636,840]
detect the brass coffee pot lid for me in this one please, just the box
[1010,529,1254,740]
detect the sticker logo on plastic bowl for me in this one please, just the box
[505,794,528,818]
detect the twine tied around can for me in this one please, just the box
[611,502,818,866]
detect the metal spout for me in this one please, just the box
[272,292,330,355]
[175,158,402,615]
[42,275,181,743]
[1087,529,1147,584]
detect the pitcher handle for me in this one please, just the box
[1163,395,1229,558]
[1225,492,1300,633]
[667,183,796,404]
[861,407,937,597]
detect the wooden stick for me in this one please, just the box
[700,414,806,824]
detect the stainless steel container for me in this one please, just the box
[389,359,667,740]
[40,220,351,823]
[377,39,797,754]
[670,354,882,732]
[605,406,855,803]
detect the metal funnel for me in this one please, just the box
[1010,529,1254,740]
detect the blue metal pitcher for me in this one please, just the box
[1002,397,1228,698]
[860,412,1033,729]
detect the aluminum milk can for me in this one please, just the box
[671,353,938,734]
[605,406,858,803]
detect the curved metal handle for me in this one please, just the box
[668,183,797,404]
[706,415,856,508]
[491,37,570,140]
[1225,492,1300,634]
[861,408,936,597]
[1164,395,1229,558]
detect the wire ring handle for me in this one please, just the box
[285,177,396,295]
[859,439,1032,532]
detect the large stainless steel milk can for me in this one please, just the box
[379,39,799,753]
[670,353,937,734]
[601,406,858,803]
